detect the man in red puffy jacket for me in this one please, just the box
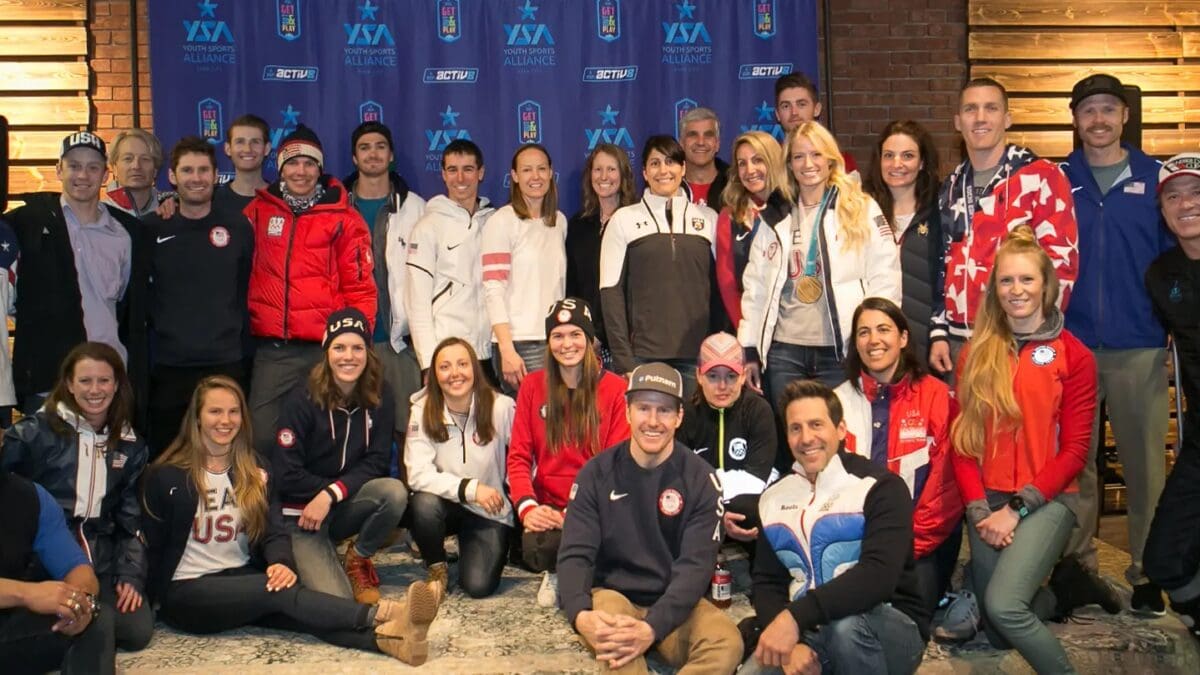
[244,124,376,453]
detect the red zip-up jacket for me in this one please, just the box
[506,369,630,522]
[951,327,1096,514]
[837,374,962,559]
[244,176,376,342]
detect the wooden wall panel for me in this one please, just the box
[970,1,1200,27]
[0,61,88,92]
[0,0,85,22]
[0,26,85,57]
[1007,96,1200,125]
[970,31,1184,60]
[0,95,89,126]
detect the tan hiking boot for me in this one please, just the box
[374,597,401,624]
[427,561,449,603]
[375,581,441,666]
[344,544,381,605]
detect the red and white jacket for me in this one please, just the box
[934,146,1078,340]
[836,373,962,559]
[506,369,630,523]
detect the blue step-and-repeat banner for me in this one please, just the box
[149,0,818,212]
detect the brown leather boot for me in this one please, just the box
[343,544,381,605]
[375,581,441,666]
[427,561,449,603]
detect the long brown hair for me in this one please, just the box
[150,376,268,542]
[951,226,1060,460]
[722,130,793,224]
[422,338,498,445]
[580,143,635,218]
[45,342,135,441]
[862,120,941,228]
[786,121,871,251]
[509,143,559,227]
[307,335,383,411]
[543,338,602,455]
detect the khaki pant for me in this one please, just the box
[581,588,742,675]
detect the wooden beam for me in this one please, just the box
[0,61,88,92]
[1008,95,1200,125]
[8,130,78,161]
[1007,128,1200,158]
[969,1,1200,27]
[0,95,88,126]
[970,30,1183,60]
[973,64,1200,93]
[0,0,86,22]
[6,166,62,195]
[0,26,86,57]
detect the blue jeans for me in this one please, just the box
[286,477,408,599]
[765,344,843,411]
[740,604,924,675]
[492,340,547,396]
[968,500,1077,675]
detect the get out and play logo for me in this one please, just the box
[360,101,383,124]
[753,0,776,39]
[197,97,223,146]
[584,104,634,156]
[596,0,619,42]
[674,98,698,140]
[344,0,397,71]
[662,0,712,66]
[518,100,543,144]
[740,101,786,142]
[503,0,557,71]
[182,0,236,70]
[437,0,462,42]
[276,0,300,41]
[424,105,472,171]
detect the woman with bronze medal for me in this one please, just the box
[738,122,901,410]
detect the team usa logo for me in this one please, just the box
[276,0,301,41]
[182,0,236,70]
[674,98,698,139]
[344,0,397,71]
[424,105,472,171]
[662,0,712,66]
[437,0,462,43]
[518,100,543,144]
[359,100,383,124]
[277,428,296,448]
[197,98,223,146]
[585,104,634,155]
[596,0,620,42]
[503,0,557,70]
[753,0,776,39]
[740,100,786,142]
[1031,345,1057,367]
[209,226,230,248]
[658,488,683,517]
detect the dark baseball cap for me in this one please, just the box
[626,362,684,402]
[1070,74,1127,110]
[60,131,106,160]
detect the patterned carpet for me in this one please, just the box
[116,540,1199,674]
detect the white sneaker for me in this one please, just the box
[537,571,558,608]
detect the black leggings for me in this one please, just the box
[408,492,510,598]
[160,567,379,652]
[0,604,115,675]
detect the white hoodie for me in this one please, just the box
[404,195,496,368]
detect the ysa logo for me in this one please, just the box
[662,0,710,45]
[596,0,620,42]
[426,105,471,153]
[345,0,394,45]
[437,0,462,43]
[740,101,785,142]
[585,105,634,153]
[267,105,302,170]
[276,0,301,41]
[505,0,554,45]
[197,98,223,146]
[184,0,233,43]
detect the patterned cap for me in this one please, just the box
[1159,152,1200,193]
[278,124,324,168]
[698,332,744,375]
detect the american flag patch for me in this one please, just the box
[873,214,894,238]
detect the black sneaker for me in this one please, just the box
[1131,582,1167,616]
[1050,555,1123,617]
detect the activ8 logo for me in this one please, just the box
[674,98,698,140]
[518,100,543,144]
[662,0,712,67]
[262,65,319,82]
[424,105,472,171]
[582,66,637,83]
[739,101,785,142]
[422,68,479,84]
[596,0,619,42]
[585,105,634,153]
[197,98,223,146]
[360,101,383,124]
[276,0,301,41]
[753,0,777,39]
[738,63,792,80]
[437,0,462,43]
[184,0,233,43]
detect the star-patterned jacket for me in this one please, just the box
[932,145,1078,341]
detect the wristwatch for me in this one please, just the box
[1008,495,1030,519]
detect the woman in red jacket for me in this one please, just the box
[951,226,1096,675]
[506,298,629,607]
[834,297,961,619]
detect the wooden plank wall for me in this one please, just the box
[0,0,91,200]
[969,0,1200,160]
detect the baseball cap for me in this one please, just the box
[60,131,106,160]
[1159,152,1200,193]
[626,362,684,402]
[698,332,744,375]
[1070,74,1127,110]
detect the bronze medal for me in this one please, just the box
[795,275,823,304]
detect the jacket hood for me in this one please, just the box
[262,174,349,210]
[342,170,412,205]
[1016,306,1065,346]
